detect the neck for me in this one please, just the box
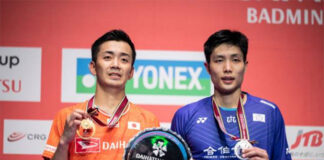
[213,89,244,108]
[94,86,126,115]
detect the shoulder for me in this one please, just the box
[245,92,285,119]
[174,97,211,118]
[129,103,159,120]
[246,93,278,110]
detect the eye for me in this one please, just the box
[214,59,223,63]
[121,58,129,63]
[233,58,241,62]
[103,55,112,60]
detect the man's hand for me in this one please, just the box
[60,109,88,145]
[51,109,89,160]
[242,147,269,160]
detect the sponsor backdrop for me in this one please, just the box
[0,0,323,159]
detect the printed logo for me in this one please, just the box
[151,136,168,158]
[286,147,290,155]
[61,49,211,105]
[3,119,51,154]
[152,141,167,157]
[244,0,323,26]
[291,130,322,149]
[226,115,237,123]
[0,47,41,102]
[126,60,210,96]
[75,137,100,153]
[253,113,265,123]
[102,140,126,150]
[76,58,96,93]
[204,146,217,156]
[217,146,231,154]
[7,132,25,142]
[0,55,19,68]
[286,126,324,160]
[78,141,98,150]
[128,121,140,130]
[197,117,208,124]
[61,49,93,102]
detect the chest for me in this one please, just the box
[68,114,143,159]
[184,111,274,159]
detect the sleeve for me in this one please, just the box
[147,112,160,128]
[271,107,292,160]
[171,108,187,140]
[42,109,67,159]
[140,107,160,128]
[152,116,160,128]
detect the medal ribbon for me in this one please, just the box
[212,94,250,141]
[86,96,129,128]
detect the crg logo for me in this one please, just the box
[7,132,25,142]
[291,130,323,149]
[7,132,47,142]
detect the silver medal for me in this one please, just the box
[234,139,252,160]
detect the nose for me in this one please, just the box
[224,60,232,73]
[111,57,120,69]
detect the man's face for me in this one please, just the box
[204,44,247,95]
[90,40,134,89]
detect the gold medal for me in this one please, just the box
[77,118,96,140]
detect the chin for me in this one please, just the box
[220,90,236,95]
[217,87,239,95]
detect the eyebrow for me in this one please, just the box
[120,52,131,57]
[214,53,242,58]
[102,51,131,57]
[231,54,243,57]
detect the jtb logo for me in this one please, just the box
[76,58,96,93]
[291,130,323,149]
[0,55,20,69]
[126,60,210,96]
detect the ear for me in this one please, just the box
[243,61,248,73]
[204,62,211,75]
[128,66,134,80]
[89,61,96,76]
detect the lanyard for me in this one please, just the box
[86,96,129,128]
[212,94,250,141]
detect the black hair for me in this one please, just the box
[204,29,248,63]
[91,29,136,66]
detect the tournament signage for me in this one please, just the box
[0,47,42,102]
[124,128,192,160]
[126,50,210,105]
[61,49,211,105]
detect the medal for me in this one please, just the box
[234,139,252,160]
[77,118,96,140]
[86,96,129,128]
[212,93,256,158]
[76,95,129,140]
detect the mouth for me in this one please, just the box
[108,72,122,79]
[221,76,235,84]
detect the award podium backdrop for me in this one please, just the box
[0,0,323,159]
